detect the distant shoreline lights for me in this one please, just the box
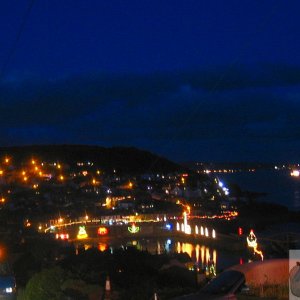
[291,170,300,177]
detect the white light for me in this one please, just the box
[5,287,13,293]
[181,223,185,232]
[185,225,191,235]
[205,227,209,237]
[291,170,300,177]
[218,181,224,187]
[212,229,216,239]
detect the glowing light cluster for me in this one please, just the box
[77,226,88,239]
[202,169,255,174]
[176,242,217,277]
[191,210,238,220]
[291,170,300,177]
[56,233,69,240]
[97,226,109,236]
[195,225,216,238]
[182,212,191,234]
[165,223,172,230]
[247,229,263,260]
[176,213,216,238]
[212,229,216,239]
[128,223,140,234]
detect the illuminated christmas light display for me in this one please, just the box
[128,223,140,234]
[238,227,243,236]
[246,229,263,260]
[291,170,300,177]
[205,227,209,237]
[165,223,172,230]
[206,260,217,278]
[212,229,216,239]
[182,211,191,234]
[97,227,109,236]
[200,226,204,236]
[247,230,257,248]
[55,233,69,240]
[77,226,88,239]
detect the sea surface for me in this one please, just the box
[218,169,300,210]
[79,237,244,272]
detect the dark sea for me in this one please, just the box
[218,169,300,211]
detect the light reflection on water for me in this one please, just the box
[176,242,217,270]
[98,243,107,252]
[77,238,241,272]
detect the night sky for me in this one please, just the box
[1,1,300,163]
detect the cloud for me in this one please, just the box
[1,63,300,161]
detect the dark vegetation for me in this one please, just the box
[13,237,198,300]
[0,145,185,174]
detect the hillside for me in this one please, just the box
[0,145,185,174]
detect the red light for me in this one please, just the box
[97,227,108,236]
[56,233,69,240]
[238,227,243,236]
[0,246,7,261]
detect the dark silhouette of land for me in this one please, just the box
[0,145,185,174]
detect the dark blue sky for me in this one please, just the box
[1,0,300,162]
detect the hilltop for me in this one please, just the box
[0,145,185,174]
